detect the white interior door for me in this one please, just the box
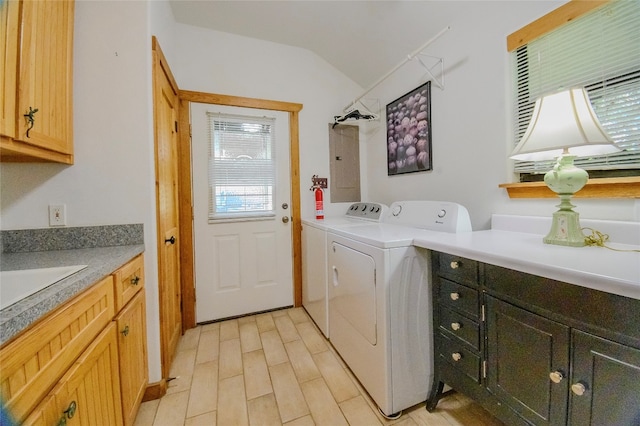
[191,103,293,323]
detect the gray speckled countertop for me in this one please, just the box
[0,224,144,345]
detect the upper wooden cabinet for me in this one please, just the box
[0,0,75,164]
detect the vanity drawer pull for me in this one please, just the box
[549,371,564,383]
[451,322,461,331]
[450,292,460,301]
[451,352,462,362]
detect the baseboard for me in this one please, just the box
[142,379,167,401]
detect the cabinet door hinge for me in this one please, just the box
[483,360,487,378]
[481,304,485,322]
[175,121,178,133]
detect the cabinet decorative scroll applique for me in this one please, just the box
[1,0,75,163]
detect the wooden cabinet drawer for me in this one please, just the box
[438,253,478,287]
[0,276,114,423]
[438,332,481,384]
[439,306,480,350]
[113,254,144,312]
[439,279,479,319]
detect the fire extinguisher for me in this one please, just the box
[314,185,324,220]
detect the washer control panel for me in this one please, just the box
[344,202,388,221]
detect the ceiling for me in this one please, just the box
[168,1,458,89]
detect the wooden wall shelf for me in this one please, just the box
[499,177,640,199]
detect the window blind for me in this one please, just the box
[207,113,276,221]
[511,0,640,174]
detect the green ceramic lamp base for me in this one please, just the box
[542,154,588,247]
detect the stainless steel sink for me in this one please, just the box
[0,265,88,310]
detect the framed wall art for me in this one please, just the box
[386,81,432,175]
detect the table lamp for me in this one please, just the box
[510,88,620,247]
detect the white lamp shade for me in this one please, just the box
[510,88,620,161]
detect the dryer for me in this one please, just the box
[302,203,388,337]
[327,200,471,417]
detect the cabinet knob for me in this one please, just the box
[450,261,460,269]
[450,322,461,331]
[131,275,141,286]
[571,382,587,396]
[549,371,564,383]
[451,352,462,362]
[165,235,176,244]
[450,292,460,301]
[121,325,130,337]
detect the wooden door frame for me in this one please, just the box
[178,92,303,329]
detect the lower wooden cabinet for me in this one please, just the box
[427,252,640,426]
[0,254,148,425]
[116,289,148,426]
[23,323,123,426]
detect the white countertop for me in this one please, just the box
[412,217,640,300]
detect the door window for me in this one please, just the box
[207,113,276,221]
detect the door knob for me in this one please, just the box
[282,216,290,223]
[165,236,176,244]
[282,203,289,209]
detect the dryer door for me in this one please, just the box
[329,242,377,344]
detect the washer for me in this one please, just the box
[302,202,388,337]
[327,200,472,417]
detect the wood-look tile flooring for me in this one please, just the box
[134,307,503,426]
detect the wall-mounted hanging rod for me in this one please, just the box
[343,25,451,113]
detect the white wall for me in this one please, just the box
[0,0,163,382]
[359,1,639,230]
[155,22,364,220]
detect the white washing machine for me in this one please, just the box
[302,203,388,337]
[327,200,472,417]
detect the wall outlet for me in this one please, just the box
[49,204,67,226]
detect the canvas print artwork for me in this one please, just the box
[386,81,432,175]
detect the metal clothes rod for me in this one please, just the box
[343,25,451,112]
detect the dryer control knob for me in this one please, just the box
[438,209,447,218]
[391,205,402,216]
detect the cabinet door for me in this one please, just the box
[53,323,123,426]
[115,290,148,426]
[0,0,18,139]
[486,296,570,426]
[16,0,74,154]
[569,330,640,426]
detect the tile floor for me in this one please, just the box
[134,307,504,426]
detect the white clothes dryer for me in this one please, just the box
[302,203,388,337]
[327,200,472,417]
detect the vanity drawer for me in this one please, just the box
[438,331,481,384]
[439,306,480,350]
[438,253,479,287]
[113,254,144,312]
[0,276,114,423]
[439,279,479,319]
